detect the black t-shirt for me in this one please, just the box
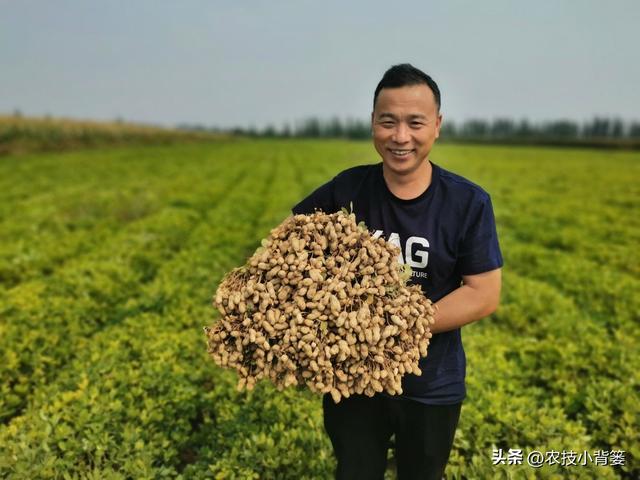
[292,160,503,404]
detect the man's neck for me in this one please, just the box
[383,160,433,201]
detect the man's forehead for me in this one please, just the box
[374,85,438,114]
[376,112,428,119]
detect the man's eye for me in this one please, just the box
[382,122,395,127]
[411,122,424,127]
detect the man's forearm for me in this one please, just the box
[431,285,495,333]
[430,281,499,335]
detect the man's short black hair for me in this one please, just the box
[373,63,441,112]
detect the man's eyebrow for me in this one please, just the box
[376,113,428,120]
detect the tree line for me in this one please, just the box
[179,117,640,146]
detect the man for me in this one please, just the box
[291,63,503,480]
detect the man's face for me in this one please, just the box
[371,84,442,177]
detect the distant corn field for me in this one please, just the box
[0,114,226,155]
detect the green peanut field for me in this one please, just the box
[0,138,638,479]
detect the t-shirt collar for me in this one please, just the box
[379,160,440,205]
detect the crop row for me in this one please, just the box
[0,144,248,288]
[0,146,251,420]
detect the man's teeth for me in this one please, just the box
[391,149,412,155]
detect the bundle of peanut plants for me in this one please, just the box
[204,209,434,403]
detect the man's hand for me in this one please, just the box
[430,268,502,335]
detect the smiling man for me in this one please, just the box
[292,63,503,480]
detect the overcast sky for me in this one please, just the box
[1,0,639,129]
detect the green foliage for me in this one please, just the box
[0,140,638,478]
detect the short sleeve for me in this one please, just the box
[456,194,503,275]
[291,178,336,215]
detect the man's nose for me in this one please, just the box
[392,123,410,143]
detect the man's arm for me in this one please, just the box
[429,268,502,335]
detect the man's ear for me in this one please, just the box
[435,113,443,139]
[370,111,375,136]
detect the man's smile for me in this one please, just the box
[389,148,414,157]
